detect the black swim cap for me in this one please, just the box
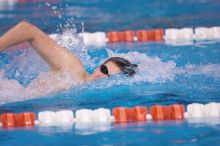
[103,57,138,76]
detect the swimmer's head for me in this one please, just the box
[91,57,138,79]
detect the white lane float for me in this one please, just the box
[75,109,94,123]
[185,102,220,119]
[185,102,220,125]
[164,28,180,40]
[194,27,212,40]
[93,108,113,123]
[164,28,194,45]
[209,27,220,39]
[78,32,93,46]
[37,110,74,126]
[79,32,106,47]
[54,110,74,125]
[92,32,107,46]
[74,108,113,133]
[165,28,194,40]
[37,111,56,126]
[204,102,220,117]
[179,28,194,40]
[185,103,204,118]
[75,108,114,123]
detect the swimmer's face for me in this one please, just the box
[93,61,121,78]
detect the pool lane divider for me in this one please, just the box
[78,26,220,47]
[1,102,220,129]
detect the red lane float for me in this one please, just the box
[107,31,135,43]
[0,113,16,128]
[150,105,164,120]
[107,29,164,43]
[15,112,36,127]
[112,107,130,123]
[150,104,184,120]
[122,30,135,42]
[112,106,148,123]
[129,106,147,122]
[137,30,154,41]
[0,112,36,128]
[137,29,164,42]
[163,105,173,120]
[107,31,122,43]
[154,29,164,41]
[171,104,185,120]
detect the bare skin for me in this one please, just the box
[0,21,121,83]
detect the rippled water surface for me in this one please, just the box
[0,0,220,146]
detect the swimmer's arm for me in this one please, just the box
[0,21,85,73]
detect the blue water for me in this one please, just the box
[0,0,220,146]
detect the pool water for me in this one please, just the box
[0,0,220,146]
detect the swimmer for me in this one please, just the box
[0,21,137,84]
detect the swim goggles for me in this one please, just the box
[100,64,110,77]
